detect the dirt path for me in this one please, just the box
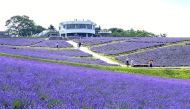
[66,40,125,66]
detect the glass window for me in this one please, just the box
[75,24,86,29]
[75,24,79,29]
[87,24,92,29]
[64,24,94,29]
[79,24,86,29]
[66,24,75,29]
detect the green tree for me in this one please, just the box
[6,15,35,36]
[34,25,46,34]
[48,24,56,30]
[5,15,45,37]
[108,28,124,37]
[109,28,124,33]
[108,28,156,37]
[126,29,136,37]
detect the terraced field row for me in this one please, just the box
[74,37,190,67]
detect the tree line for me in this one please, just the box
[96,27,166,37]
[109,28,157,37]
[5,15,165,37]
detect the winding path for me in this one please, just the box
[66,40,125,66]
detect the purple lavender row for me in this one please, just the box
[0,46,91,57]
[32,40,72,48]
[126,37,190,43]
[117,45,190,66]
[0,38,44,46]
[0,37,189,47]
[73,37,130,46]
[1,56,190,108]
[91,41,162,55]
[74,37,190,46]
[0,46,111,65]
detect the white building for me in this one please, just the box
[59,20,96,37]
[98,29,112,36]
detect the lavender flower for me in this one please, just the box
[32,40,72,48]
[117,45,190,66]
[91,41,162,55]
[0,56,190,108]
[0,38,44,46]
[0,46,112,65]
[74,37,190,46]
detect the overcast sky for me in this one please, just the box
[0,0,190,37]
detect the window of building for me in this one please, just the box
[63,24,94,29]
[87,24,92,29]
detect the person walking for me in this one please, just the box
[125,57,129,66]
[78,42,82,48]
[56,42,59,48]
[149,60,153,67]
[130,60,134,67]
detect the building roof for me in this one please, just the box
[60,20,96,25]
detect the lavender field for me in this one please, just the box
[0,37,190,67]
[0,38,44,46]
[76,37,190,66]
[1,37,190,109]
[0,46,92,57]
[117,45,190,66]
[91,41,162,55]
[32,40,72,48]
[74,37,190,46]
[0,46,111,65]
[1,56,190,109]
[121,37,190,43]
[73,37,127,46]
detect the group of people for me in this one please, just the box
[125,57,153,67]
[125,58,134,66]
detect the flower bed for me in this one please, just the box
[91,41,162,55]
[117,45,190,66]
[0,38,44,46]
[73,37,129,46]
[0,46,111,65]
[0,56,190,108]
[32,40,72,48]
[74,37,190,46]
